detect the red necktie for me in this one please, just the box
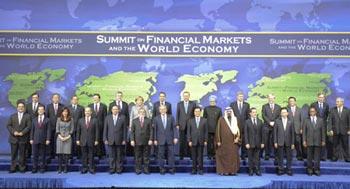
[86,118,90,129]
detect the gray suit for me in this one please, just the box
[153,114,178,170]
[303,117,325,171]
[187,117,208,172]
[103,114,127,172]
[7,112,31,172]
[274,118,294,171]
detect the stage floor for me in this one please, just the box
[1,171,350,188]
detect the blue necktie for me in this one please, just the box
[162,115,166,129]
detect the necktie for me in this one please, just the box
[196,117,200,128]
[33,103,37,112]
[54,104,58,115]
[18,113,22,125]
[162,115,166,129]
[312,117,316,127]
[270,104,274,113]
[238,102,242,114]
[338,108,342,117]
[117,101,121,110]
[73,105,76,112]
[292,107,295,117]
[283,119,287,131]
[184,102,188,114]
[86,118,90,129]
[140,117,144,128]
[253,118,257,126]
[113,115,117,126]
[39,116,43,128]
[95,104,99,113]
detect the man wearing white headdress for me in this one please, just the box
[215,107,240,175]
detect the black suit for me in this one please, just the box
[245,118,264,172]
[7,112,31,172]
[46,103,65,158]
[103,114,127,172]
[88,103,107,158]
[187,117,208,172]
[327,107,350,161]
[203,105,222,159]
[231,101,250,159]
[30,116,51,171]
[77,117,99,172]
[262,103,281,158]
[25,102,44,158]
[274,118,295,171]
[130,117,153,173]
[303,117,325,171]
[176,100,196,158]
[310,101,330,159]
[68,104,84,158]
[152,101,172,117]
[153,114,178,170]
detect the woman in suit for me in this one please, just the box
[56,107,74,173]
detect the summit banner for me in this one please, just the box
[0,31,349,57]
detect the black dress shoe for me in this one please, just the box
[63,167,68,173]
[255,170,262,176]
[144,170,150,175]
[287,170,293,176]
[331,157,338,162]
[81,170,87,174]
[109,170,115,174]
[32,169,38,174]
[314,170,320,176]
[198,170,204,175]
[160,168,165,175]
[116,170,122,174]
[191,170,197,175]
[136,171,141,175]
[89,169,95,174]
[264,156,270,160]
[297,157,303,161]
[248,171,253,176]
[39,169,45,173]
[169,169,175,175]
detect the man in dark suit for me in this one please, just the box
[88,93,107,159]
[68,95,84,159]
[108,91,130,157]
[327,97,350,162]
[274,108,295,176]
[7,100,31,173]
[262,94,281,160]
[46,93,65,159]
[25,92,44,159]
[130,108,153,174]
[287,97,304,160]
[310,92,330,160]
[152,92,172,117]
[203,95,222,160]
[303,107,325,176]
[153,104,178,174]
[187,107,208,175]
[103,105,127,174]
[245,107,265,176]
[30,105,51,173]
[176,91,196,159]
[76,107,99,174]
[230,91,250,160]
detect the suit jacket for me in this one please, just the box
[77,117,99,147]
[153,114,178,145]
[187,117,208,146]
[7,112,31,144]
[130,117,153,145]
[310,101,329,120]
[68,104,84,133]
[88,103,107,135]
[25,102,45,119]
[203,106,222,133]
[230,101,250,133]
[103,114,127,145]
[30,116,51,144]
[46,103,65,131]
[274,118,295,147]
[152,101,172,117]
[262,103,281,129]
[327,107,350,135]
[108,100,130,125]
[176,100,196,130]
[287,106,303,134]
[244,118,264,148]
[303,117,325,146]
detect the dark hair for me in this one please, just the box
[159,91,166,96]
[17,99,25,107]
[52,93,60,97]
[194,106,202,112]
[37,105,45,110]
[31,92,39,97]
[280,107,288,113]
[71,95,78,99]
[309,106,317,112]
[288,96,296,101]
[60,107,72,122]
[93,93,101,99]
[249,107,257,113]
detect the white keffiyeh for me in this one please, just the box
[224,109,239,135]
